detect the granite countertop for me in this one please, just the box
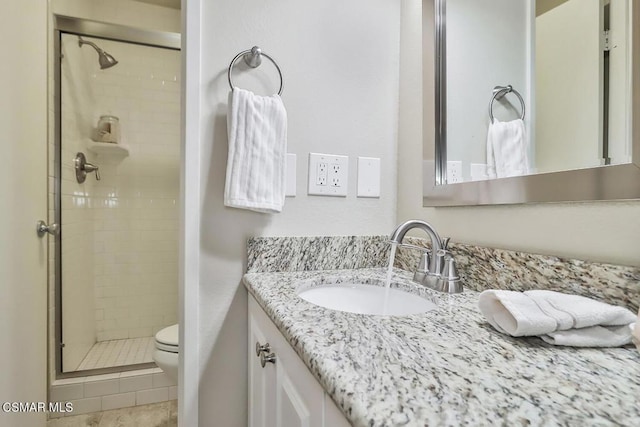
[243,267,640,427]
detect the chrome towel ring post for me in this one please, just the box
[227,46,284,96]
[488,85,525,123]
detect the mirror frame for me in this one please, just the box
[423,0,640,207]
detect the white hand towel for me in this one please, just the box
[478,290,637,347]
[486,119,529,179]
[224,88,287,213]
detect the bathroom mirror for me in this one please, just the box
[423,0,640,206]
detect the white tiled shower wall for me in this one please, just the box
[54,33,179,371]
[84,37,180,342]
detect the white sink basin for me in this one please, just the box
[296,283,437,316]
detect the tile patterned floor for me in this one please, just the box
[47,400,177,427]
[77,337,155,371]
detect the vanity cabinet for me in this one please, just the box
[248,296,350,427]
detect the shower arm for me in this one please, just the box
[78,36,118,69]
[78,37,102,54]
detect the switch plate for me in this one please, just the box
[285,153,296,197]
[357,157,381,198]
[308,153,348,196]
[469,163,488,182]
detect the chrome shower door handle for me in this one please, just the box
[37,220,59,237]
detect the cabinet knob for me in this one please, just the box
[260,352,276,368]
[255,341,271,356]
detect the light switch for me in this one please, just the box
[357,157,381,198]
[285,153,296,197]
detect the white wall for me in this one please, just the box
[1,0,48,425]
[194,0,401,424]
[446,0,531,181]
[535,0,603,173]
[398,0,640,268]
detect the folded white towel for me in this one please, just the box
[224,88,288,213]
[486,119,530,179]
[478,290,637,347]
[543,325,633,347]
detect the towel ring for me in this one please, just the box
[228,46,284,96]
[488,85,525,123]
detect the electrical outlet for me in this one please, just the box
[316,162,328,186]
[330,163,343,187]
[308,153,348,196]
[447,161,463,184]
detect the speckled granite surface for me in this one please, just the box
[247,236,390,273]
[395,237,640,312]
[243,268,640,426]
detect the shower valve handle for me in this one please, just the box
[75,152,100,182]
[83,162,100,180]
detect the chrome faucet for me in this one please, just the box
[389,220,463,293]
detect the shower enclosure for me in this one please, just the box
[53,17,181,376]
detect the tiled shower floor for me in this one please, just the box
[77,337,155,370]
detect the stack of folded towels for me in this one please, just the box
[478,290,637,347]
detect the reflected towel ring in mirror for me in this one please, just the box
[227,46,284,96]
[488,85,525,123]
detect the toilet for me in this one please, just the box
[153,324,179,383]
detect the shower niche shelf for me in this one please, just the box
[87,140,130,157]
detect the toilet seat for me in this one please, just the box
[155,342,178,353]
[155,324,179,353]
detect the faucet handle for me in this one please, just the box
[441,237,451,251]
[413,251,430,283]
[417,251,430,272]
[438,256,463,293]
[442,257,459,281]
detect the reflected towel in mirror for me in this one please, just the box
[486,119,530,179]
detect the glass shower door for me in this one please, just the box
[57,32,180,373]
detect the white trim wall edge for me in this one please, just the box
[179,0,201,425]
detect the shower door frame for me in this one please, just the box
[53,15,180,378]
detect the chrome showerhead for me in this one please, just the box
[78,37,118,70]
